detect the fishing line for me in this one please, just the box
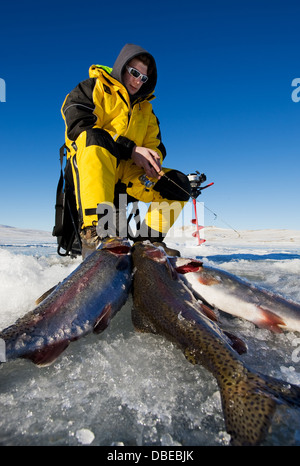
[203,204,241,237]
[158,170,192,198]
[159,170,241,238]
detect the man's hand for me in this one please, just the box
[131,146,162,179]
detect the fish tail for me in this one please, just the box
[221,368,300,445]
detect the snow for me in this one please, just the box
[0,224,300,446]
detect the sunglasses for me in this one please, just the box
[126,66,148,83]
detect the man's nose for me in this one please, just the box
[131,74,141,84]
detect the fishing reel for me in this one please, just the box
[187,171,209,199]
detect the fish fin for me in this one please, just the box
[198,302,218,321]
[221,369,300,445]
[223,331,247,355]
[197,274,220,286]
[35,283,60,305]
[93,304,112,334]
[23,340,70,366]
[253,306,286,333]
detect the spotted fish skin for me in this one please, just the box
[132,242,300,446]
[0,238,132,366]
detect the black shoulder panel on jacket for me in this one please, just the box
[153,111,167,160]
[158,141,167,160]
[62,78,97,141]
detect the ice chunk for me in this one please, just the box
[75,428,95,445]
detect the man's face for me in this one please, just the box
[123,58,148,95]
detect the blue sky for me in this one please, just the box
[0,0,299,233]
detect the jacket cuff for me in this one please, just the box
[116,136,136,160]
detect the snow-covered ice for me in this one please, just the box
[0,223,300,446]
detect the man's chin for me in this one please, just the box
[128,86,138,95]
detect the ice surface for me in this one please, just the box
[0,224,300,446]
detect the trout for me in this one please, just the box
[132,242,300,446]
[0,237,132,366]
[172,257,300,333]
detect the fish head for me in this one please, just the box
[170,257,203,274]
[132,242,179,281]
[96,237,131,255]
[132,241,167,261]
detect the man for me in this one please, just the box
[61,44,190,258]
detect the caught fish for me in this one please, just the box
[0,237,132,366]
[132,242,300,446]
[172,257,300,333]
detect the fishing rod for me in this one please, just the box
[140,170,213,199]
[140,170,214,245]
[162,171,240,238]
[203,204,241,237]
[140,169,239,242]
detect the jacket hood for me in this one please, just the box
[111,43,157,101]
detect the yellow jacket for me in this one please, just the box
[61,64,166,162]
